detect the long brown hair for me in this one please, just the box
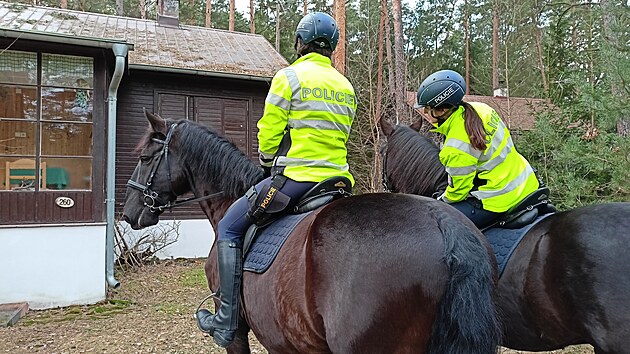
[461,101,487,151]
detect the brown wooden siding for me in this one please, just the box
[115,70,268,219]
[0,39,106,225]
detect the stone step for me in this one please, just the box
[0,302,29,327]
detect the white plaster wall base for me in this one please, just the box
[0,224,106,309]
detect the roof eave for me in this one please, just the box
[129,63,273,82]
[0,27,134,50]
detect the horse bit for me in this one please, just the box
[126,122,224,213]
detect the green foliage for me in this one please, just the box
[518,113,630,210]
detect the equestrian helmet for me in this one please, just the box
[415,70,466,108]
[295,12,339,51]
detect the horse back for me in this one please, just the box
[499,202,630,351]
[245,193,495,353]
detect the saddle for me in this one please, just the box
[242,176,352,258]
[483,187,556,231]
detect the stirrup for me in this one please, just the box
[194,292,220,317]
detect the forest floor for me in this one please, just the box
[0,258,594,354]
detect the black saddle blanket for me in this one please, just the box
[243,211,313,273]
[484,214,554,277]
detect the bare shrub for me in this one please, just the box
[114,219,181,270]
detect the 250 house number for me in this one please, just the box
[55,197,75,208]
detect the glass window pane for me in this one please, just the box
[0,85,38,120]
[0,50,37,85]
[42,54,93,89]
[42,157,91,190]
[42,123,92,156]
[41,87,93,122]
[0,120,36,156]
[1,157,43,191]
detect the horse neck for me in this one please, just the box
[174,127,262,232]
[387,129,447,196]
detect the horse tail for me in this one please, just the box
[427,212,502,354]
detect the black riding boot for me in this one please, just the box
[195,240,243,348]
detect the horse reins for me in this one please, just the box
[126,122,224,213]
[380,142,395,193]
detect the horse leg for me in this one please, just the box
[226,318,252,354]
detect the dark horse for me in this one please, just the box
[380,117,630,354]
[122,111,501,354]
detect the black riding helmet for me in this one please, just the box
[415,70,466,109]
[294,12,339,51]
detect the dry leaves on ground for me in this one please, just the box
[0,258,593,354]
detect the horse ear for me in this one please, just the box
[380,116,395,137]
[409,118,423,132]
[144,107,167,134]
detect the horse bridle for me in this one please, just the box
[126,122,224,213]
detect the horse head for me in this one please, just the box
[122,109,191,229]
[379,116,448,196]
[123,109,263,231]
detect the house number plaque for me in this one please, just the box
[55,197,75,208]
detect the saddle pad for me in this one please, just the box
[243,211,313,274]
[484,214,554,277]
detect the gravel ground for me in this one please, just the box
[0,259,594,354]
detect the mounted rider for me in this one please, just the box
[415,69,541,229]
[195,11,356,348]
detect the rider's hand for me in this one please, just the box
[262,166,271,178]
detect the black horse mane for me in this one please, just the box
[385,125,448,196]
[139,119,263,199]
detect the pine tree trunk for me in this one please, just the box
[531,0,548,94]
[140,0,147,19]
[374,0,388,192]
[275,3,280,52]
[205,0,212,27]
[250,0,255,33]
[229,0,235,31]
[391,0,406,123]
[601,0,628,136]
[303,0,308,15]
[60,0,67,9]
[492,0,499,92]
[385,3,395,122]
[116,0,124,16]
[464,0,470,95]
[189,0,195,25]
[332,0,346,74]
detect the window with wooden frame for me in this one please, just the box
[0,50,93,192]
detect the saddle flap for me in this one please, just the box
[243,212,313,274]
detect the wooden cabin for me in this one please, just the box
[0,1,286,309]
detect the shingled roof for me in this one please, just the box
[406,91,554,131]
[0,1,288,79]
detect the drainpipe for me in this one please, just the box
[105,43,128,288]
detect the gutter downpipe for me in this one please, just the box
[105,43,128,288]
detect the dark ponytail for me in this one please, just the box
[461,102,487,151]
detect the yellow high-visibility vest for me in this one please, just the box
[258,52,356,185]
[432,102,539,212]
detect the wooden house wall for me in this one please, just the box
[115,70,268,219]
